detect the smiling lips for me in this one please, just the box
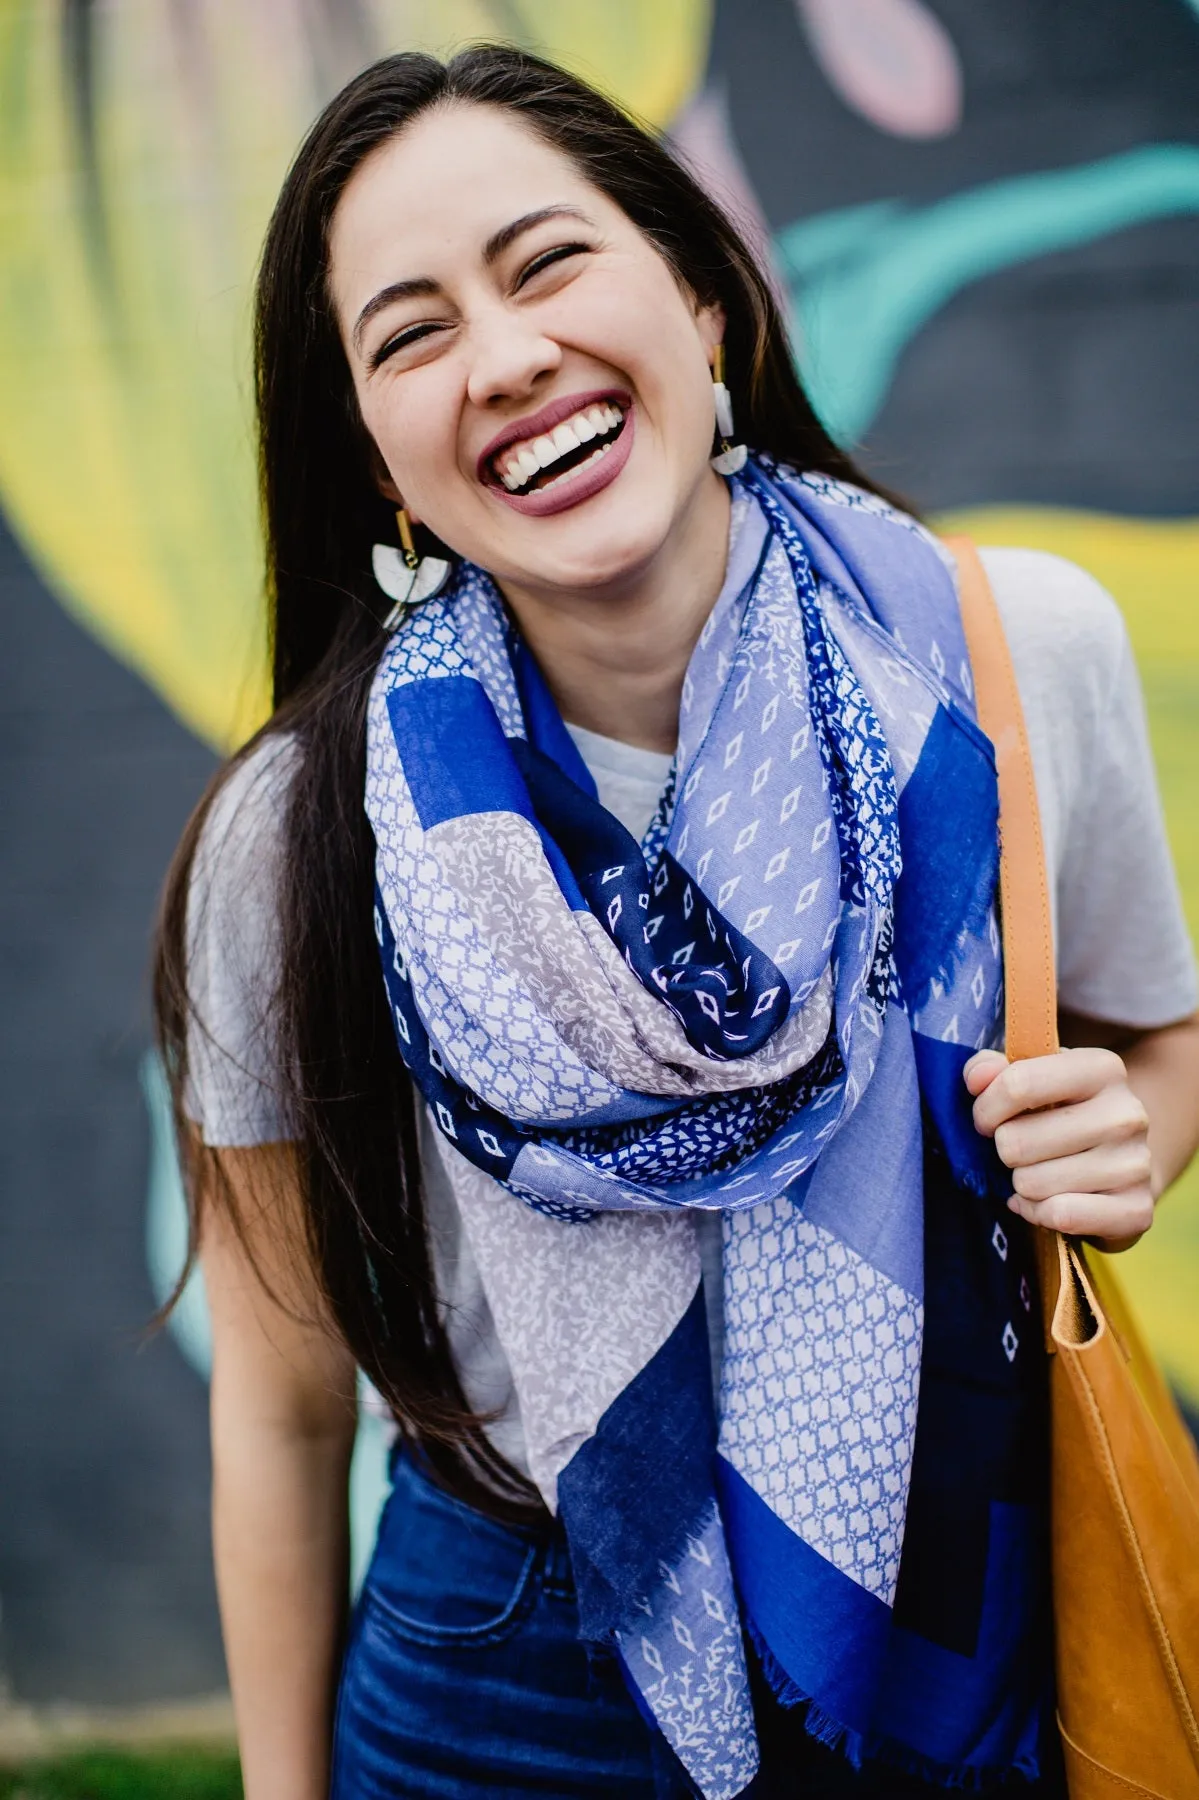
[478,388,634,517]
[494,400,624,490]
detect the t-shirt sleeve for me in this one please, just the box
[982,547,1198,1031]
[183,734,299,1146]
[1055,623,1197,1027]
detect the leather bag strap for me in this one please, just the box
[945,536,1065,1350]
[943,537,1060,1063]
[949,545,1199,1791]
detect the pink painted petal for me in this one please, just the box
[796,0,963,139]
[669,82,789,312]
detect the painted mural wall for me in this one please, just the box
[1,0,1196,1705]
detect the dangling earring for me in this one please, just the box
[396,505,419,572]
[372,506,451,630]
[710,344,747,475]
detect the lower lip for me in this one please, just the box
[487,409,635,517]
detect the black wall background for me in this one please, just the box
[0,513,221,1701]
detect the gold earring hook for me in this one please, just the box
[395,507,419,571]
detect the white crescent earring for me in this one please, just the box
[372,506,451,630]
[710,343,748,475]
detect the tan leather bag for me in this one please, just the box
[948,536,1199,1799]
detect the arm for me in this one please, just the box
[965,1008,1199,1253]
[202,1140,358,1800]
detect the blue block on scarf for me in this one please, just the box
[387,674,536,829]
[894,702,999,1013]
[717,1456,891,1736]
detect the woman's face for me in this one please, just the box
[328,102,726,601]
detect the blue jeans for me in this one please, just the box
[332,1451,1064,1798]
[331,1449,691,1798]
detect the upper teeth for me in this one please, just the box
[495,402,624,491]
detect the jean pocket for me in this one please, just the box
[359,1454,543,1648]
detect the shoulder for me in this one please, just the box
[190,729,301,934]
[977,546,1130,701]
[194,731,300,884]
[184,730,301,1142]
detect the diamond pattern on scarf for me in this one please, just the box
[368,469,908,1172]
[818,590,944,794]
[745,470,902,915]
[619,1504,758,1800]
[559,1035,842,1185]
[453,564,525,735]
[771,462,978,718]
[913,903,1005,1051]
[382,596,472,686]
[720,1205,922,1602]
[582,850,792,1062]
[676,488,768,778]
[367,720,625,1124]
[365,460,1016,1797]
[669,535,841,975]
[641,754,678,871]
[768,462,934,545]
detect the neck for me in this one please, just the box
[497,472,731,755]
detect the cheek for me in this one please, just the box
[358,374,457,500]
[600,283,715,449]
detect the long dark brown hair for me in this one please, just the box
[153,43,887,1514]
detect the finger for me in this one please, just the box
[971,1046,1127,1136]
[962,1050,1007,1097]
[993,1087,1149,1169]
[1006,1185,1155,1244]
[1010,1139,1153,1203]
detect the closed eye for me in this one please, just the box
[515,241,591,290]
[368,319,447,371]
[366,241,591,368]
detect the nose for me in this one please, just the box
[464,303,562,411]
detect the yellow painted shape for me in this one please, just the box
[934,506,1199,662]
[937,505,1199,1405]
[488,0,712,125]
[0,0,710,748]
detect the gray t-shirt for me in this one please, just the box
[185,548,1198,1474]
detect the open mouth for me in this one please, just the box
[487,399,628,498]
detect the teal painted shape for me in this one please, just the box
[350,1399,393,1593]
[775,143,1199,443]
[143,1049,212,1378]
[142,1049,390,1589]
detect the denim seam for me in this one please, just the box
[358,1541,541,1649]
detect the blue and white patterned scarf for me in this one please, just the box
[366,461,1052,1797]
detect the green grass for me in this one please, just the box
[0,1749,242,1800]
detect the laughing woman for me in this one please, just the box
[156,46,1199,1800]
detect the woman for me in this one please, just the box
[156,45,1199,1800]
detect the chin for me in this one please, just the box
[533,547,658,598]
[526,507,672,594]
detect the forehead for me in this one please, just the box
[328,103,611,298]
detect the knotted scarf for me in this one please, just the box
[365,461,1052,1798]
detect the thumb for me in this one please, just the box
[962,1049,1008,1096]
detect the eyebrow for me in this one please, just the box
[351,205,595,354]
[482,203,593,265]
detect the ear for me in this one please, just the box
[697,301,727,368]
[367,441,421,525]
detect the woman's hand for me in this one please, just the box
[964,1047,1154,1252]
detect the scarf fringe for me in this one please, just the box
[749,1622,1042,1792]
